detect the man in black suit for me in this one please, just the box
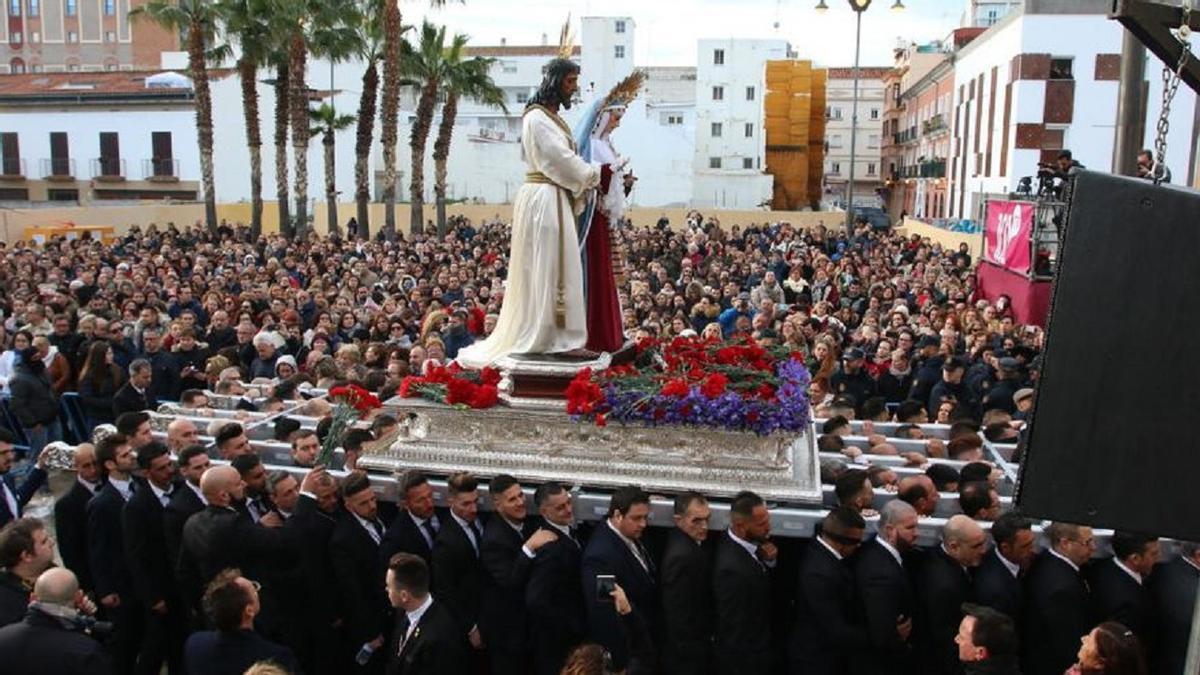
[54,443,102,594]
[917,514,987,675]
[527,481,587,675]
[380,471,444,567]
[1086,531,1158,648]
[0,567,111,674]
[121,441,183,675]
[291,468,343,674]
[231,454,274,524]
[855,500,918,675]
[713,490,777,675]
[973,512,1034,624]
[1022,522,1096,675]
[0,428,49,528]
[432,471,488,659]
[479,474,558,675]
[385,552,469,675]
[791,506,868,675]
[660,490,714,675]
[0,517,57,627]
[136,326,178,403]
[112,359,154,418]
[163,445,210,570]
[581,485,660,671]
[87,433,143,675]
[1148,541,1199,675]
[175,465,301,629]
[330,470,391,672]
[182,569,298,675]
[955,604,1022,675]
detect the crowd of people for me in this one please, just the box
[0,216,1192,675]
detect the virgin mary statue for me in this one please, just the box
[456,57,601,369]
[573,71,643,353]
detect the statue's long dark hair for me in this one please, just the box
[528,58,580,110]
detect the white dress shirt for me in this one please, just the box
[1114,558,1143,585]
[399,594,434,653]
[876,536,903,567]
[608,519,650,573]
[1048,546,1080,573]
[996,549,1021,578]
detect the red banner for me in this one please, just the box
[984,200,1033,275]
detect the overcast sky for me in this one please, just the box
[403,0,965,68]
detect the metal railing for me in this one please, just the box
[919,159,947,178]
[141,157,179,179]
[0,157,25,177]
[40,157,75,178]
[90,157,125,179]
[922,114,947,135]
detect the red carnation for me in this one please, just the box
[756,383,776,400]
[595,413,607,427]
[746,410,761,424]
[478,367,502,386]
[660,379,690,398]
[446,378,478,406]
[700,373,728,399]
[468,384,499,409]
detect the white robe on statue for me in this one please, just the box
[457,106,601,368]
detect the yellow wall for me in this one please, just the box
[1,201,844,244]
[897,217,985,259]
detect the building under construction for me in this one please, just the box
[764,60,827,210]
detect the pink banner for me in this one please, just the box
[984,200,1034,275]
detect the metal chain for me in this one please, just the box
[1153,0,1193,183]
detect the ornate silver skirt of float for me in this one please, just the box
[358,397,822,504]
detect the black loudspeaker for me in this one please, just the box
[1016,171,1200,541]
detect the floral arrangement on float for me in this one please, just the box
[398,363,502,410]
[565,337,812,436]
[319,384,384,465]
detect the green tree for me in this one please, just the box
[130,0,222,231]
[433,54,506,236]
[309,104,357,236]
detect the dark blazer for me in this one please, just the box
[916,546,973,675]
[176,505,296,616]
[86,481,135,602]
[431,514,487,635]
[54,479,98,592]
[1148,557,1199,675]
[660,527,714,675]
[1022,550,1093,675]
[1086,557,1152,643]
[122,479,175,610]
[792,538,868,675]
[854,537,916,675]
[526,523,587,675]
[111,382,153,418]
[380,507,446,568]
[329,511,390,646]
[291,494,341,628]
[162,482,205,570]
[0,571,29,627]
[385,598,470,675]
[711,531,772,675]
[0,606,112,674]
[973,549,1023,623]
[581,521,660,669]
[479,515,536,653]
[0,466,48,528]
[182,628,298,675]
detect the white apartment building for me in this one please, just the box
[692,38,790,209]
[823,67,889,209]
[947,0,1198,220]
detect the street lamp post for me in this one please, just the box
[818,0,903,232]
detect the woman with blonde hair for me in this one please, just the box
[419,310,449,345]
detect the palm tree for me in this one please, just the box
[433,54,505,236]
[403,22,466,236]
[272,57,292,237]
[130,0,222,231]
[309,104,357,236]
[216,0,273,238]
[352,0,385,240]
[378,0,403,241]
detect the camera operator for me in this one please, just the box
[0,567,112,674]
[1136,149,1172,183]
[1036,150,1085,198]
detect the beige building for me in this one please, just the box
[1,0,177,74]
[823,66,889,209]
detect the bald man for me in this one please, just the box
[918,514,987,675]
[54,444,101,593]
[176,466,316,631]
[0,568,109,672]
[166,419,200,454]
[856,500,919,674]
[898,474,940,517]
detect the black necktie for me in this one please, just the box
[470,521,483,552]
[635,540,654,575]
[370,519,384,542]
[421,520,438,548]
[395,614,411,654]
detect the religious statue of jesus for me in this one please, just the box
[456,56,601,369]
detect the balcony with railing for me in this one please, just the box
[919,159,947,178]
[40,158,76,180]
[142,158,180,181]
[893,126,920,145]
[0,157,26,179]
[922,114,948,136]
[91,157,126,181]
